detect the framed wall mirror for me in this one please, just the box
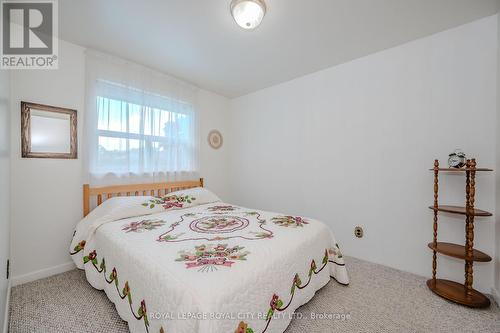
[21,102,78,159]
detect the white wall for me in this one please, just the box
[495,13,500,302]
[229,15,497,293]
[10,40,86,284]
[198,89,231,200]
[0,69,11,332]
[8,14,499,296]
[9,40,231,283]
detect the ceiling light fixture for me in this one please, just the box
[230,0,266,30]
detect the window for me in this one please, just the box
[85,51,198,185]
[91,80,197,178]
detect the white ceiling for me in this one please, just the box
[59,0,500,98]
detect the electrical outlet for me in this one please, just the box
[354,226,364,238]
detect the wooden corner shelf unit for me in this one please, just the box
[427,158,492,308]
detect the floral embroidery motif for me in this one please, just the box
[70,240,86,255]
[80,250,161,333]
[161,233,185,241]
[235,321,254,333]
[176,244,249,272]
[267,294,284,320]
[122,219,165,233]
[207,205,238,212]
[249,231,273,239]
[142,195,196,210]
[271,216,309,228]
[199,217,239,230]
[191,216,250,234]
[235,249,343,333]
[157,212,273,243]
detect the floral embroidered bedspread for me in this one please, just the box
[70,188,349,333]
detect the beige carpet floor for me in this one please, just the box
[8,256,500,333]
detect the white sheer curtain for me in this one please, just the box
[84,50,199,186]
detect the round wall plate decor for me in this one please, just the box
[208,130,223,149]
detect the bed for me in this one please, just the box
[70,179,349,333]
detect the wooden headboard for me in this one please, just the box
[83,178,204,217]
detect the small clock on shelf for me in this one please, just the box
[448,149,466,168]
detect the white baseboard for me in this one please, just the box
[492,287,500,308]
[3,279,11,333]
[11,261,76,287]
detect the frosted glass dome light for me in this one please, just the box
[230,0,266,30]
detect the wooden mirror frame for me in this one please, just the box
[21,101,78,159]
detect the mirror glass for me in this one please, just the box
[21,101,77,159]
[30,109,71,153]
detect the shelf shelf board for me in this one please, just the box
[428,205,492,217]
[429,167,493,172]
[427,242,491,262]
[426,278,490,308]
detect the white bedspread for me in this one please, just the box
[70,188,349,333]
